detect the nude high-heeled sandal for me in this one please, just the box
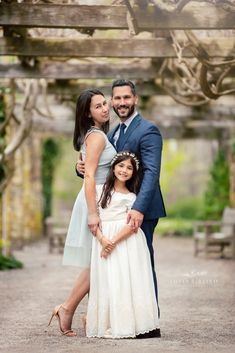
[48,304,77,337]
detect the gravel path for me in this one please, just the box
[0,236,234,353]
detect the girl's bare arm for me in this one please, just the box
[96,227,116,257]
[111,225,134,245]
[100,225,135,259]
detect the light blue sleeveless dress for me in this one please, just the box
[62,128,116,268]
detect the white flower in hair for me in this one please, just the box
[111,151,140,170]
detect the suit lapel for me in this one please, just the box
[108,124,119,147]
[117,114,141,151]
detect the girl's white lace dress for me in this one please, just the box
[86,186,160,338]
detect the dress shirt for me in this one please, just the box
[113,111,138,146]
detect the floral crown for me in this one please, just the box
[111,151,140,170]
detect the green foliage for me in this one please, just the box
[161,140,188,195]
[158,148,230,236]
[0,93,4,123]
[157,218,193,237]
[0,254,23,270]
[41,139,61,220]
[0,163,6,185]
[53,137,82,204]
[156,197,202,237]
[0,237,10,249]
[158,143,230,235]
[167,196,204,220]
[202,149,230,219]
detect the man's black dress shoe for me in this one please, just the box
[136,328,161,339]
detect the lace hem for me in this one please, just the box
[86,326,160,339]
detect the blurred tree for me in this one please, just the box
[203,149,230,219]
[41,138,60,223]
[161,140,188,203]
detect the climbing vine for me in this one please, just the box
[203,149,230,219]
[41,138,61,221]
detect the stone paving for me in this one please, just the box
[0,236,235,353]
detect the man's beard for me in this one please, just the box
[113,104,135,119]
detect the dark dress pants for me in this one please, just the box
[140,218,160,318]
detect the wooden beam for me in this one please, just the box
[0,37,177,58]
[0,62,161,79]
[0,37,235,58]
[0,4,235,30]
[46,81,165,97]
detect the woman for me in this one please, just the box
[48,89,116,336]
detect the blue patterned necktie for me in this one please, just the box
[116,123,126,151]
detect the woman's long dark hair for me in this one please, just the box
[73,89,109,151]
[99,153,140,208]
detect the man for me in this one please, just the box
[109,80,166,337]
[61,80,166,338]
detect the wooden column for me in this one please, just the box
[4,127,43,252]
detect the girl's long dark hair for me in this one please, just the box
[73,89,109,151]
[99,154,140,208]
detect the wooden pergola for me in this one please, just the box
[1,0,235,253]
[0,0,235,195]
[0,1,235,92]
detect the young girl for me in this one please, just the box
[86,151,160,338]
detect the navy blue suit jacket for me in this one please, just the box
[108,114,166,220]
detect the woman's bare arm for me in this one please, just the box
[84,132,105,235]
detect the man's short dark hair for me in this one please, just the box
[111,79,137,96]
